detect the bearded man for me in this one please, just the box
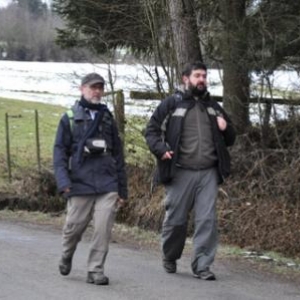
[145,62,235,280]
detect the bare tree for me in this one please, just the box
[168,0,202,79]
[141,0,177,93]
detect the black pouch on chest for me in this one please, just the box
[84,138,107,154]
[83,119,108,154]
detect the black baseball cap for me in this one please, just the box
[81,73,105,86]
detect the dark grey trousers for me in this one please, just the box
[162,167,219,273]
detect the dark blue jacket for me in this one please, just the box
[145,91,236,184]
[53,101,128,199]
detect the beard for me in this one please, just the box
[89,97,101,104]
[188,83,207,97]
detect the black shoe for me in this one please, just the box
[193,268,216,281]
[163,259,177,273]
[87,272,109,285]
[59,256,72,276]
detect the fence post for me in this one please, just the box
[115,90,125,143]
[5,113,12,183]
[35,110,41,174]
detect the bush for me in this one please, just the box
[2,119,300,257]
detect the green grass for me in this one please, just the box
[0,97,153,182]
[0,97,65,178]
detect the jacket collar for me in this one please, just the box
[72,101,93,121]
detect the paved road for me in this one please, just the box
[0,221,299,300]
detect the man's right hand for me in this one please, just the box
[161,151,174,160]
[63,187,71,194]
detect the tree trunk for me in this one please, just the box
[220,0,250,134]
[168,0,202,79]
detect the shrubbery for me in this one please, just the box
[1,119,300,257]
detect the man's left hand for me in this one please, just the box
[217,116,227,131]
[117,198,126,208]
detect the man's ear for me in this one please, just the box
[182,75,189,86]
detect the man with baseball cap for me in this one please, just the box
[53,72,127,285]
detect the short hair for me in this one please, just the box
[182,61,207,77]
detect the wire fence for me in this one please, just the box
[4,110,47,182]
[1,90,126,183]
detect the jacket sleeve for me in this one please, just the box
[144,97,175,159]
[111,120,128,200]
[53,114,72,193]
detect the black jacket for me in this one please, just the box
[145,91,236,184]
[53,101,128,199]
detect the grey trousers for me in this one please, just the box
[61,192,118,274]
[162,167,219,273]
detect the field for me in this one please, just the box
[0,97,152,183]
[0,97,64,179]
